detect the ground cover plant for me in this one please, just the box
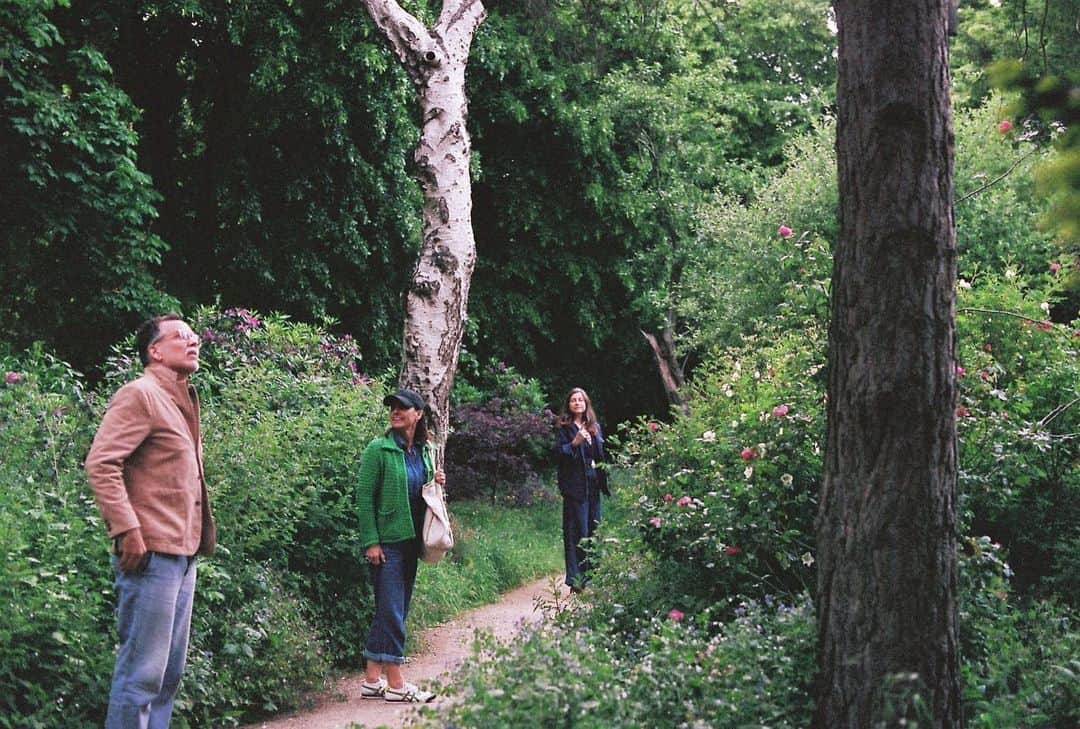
[0,310,565,728]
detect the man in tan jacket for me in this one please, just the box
[86,314,215,729]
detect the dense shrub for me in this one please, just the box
[445,400,552,504]
[0,346,113,728]
[445,359,554,504]
[1,312,385,726]
[426,595,817,729]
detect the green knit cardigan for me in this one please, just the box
[356,433,435,549]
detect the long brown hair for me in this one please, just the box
[557,387,599,436]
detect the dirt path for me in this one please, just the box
[240,575,564,729]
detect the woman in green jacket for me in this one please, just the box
[356,388,445,703]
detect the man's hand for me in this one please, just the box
[118,527,149,574]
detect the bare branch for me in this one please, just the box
[956,146,1039,205]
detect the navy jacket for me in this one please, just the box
[555,422,608,501]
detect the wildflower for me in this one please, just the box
[4,372,21,384]
[677,496,693,507]
[744,466,754,480]
[663,493,674,502]
[701,430,717,442]
[955,365,965,377]
[724,545,742,556]
[777,225,794,238]
[772,404,789,417]
[668,609,684,622]
[740,447,757,461]
[649,517,662,528]
[979,370,991,382]
[997,119,1013,133]
[801,552,815,566]
[647,421,660,432]
[780,473,794,486]
[1050,262,1062,274]
[958,279,972,289]
[955,405,970,418]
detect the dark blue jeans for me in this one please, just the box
[562,489,601,589]
[364,538,420,664]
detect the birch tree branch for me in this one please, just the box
[361,0,439,80]
[439,0,486,42]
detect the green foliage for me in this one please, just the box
[959,538,1080,727]
[615,325,826,612]
[462,0,836,424]
[423,594,817,729]
[955,273,1079,599]
[0,0,175,368]
[414,92,1078,729]
[0,347,113,728]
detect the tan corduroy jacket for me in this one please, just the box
[86,365,216,556]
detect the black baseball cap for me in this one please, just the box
[383,388,425,410]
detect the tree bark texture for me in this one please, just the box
[361,0,486,450]
[642,325,686,413]
[816,2,961,727]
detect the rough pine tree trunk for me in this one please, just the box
[816,2,962,727]
[361,0,486,452]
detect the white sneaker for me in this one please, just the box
[359,678,387,699]
[384,682,436,703]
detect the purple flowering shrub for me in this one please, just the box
[444,357,554,504]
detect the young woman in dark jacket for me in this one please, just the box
[554,387,608,592]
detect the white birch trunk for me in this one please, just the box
[361,0,486,454]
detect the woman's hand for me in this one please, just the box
[365,544,385,565]
[572,428,591,446]
[434,470,446,485]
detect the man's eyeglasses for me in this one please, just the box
[152,329,201,346]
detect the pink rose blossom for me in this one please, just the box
[667,609,684,622]
[777,225,794,238]
[772,404,790,417]
[740,447,757,461]
[955,365,966,377]
[1049,262,1062,274]
[997,119,1013,133]
[677,495,692,507]
[663,493,674,502]
[4,372,21,384]
[647,421,660,432]
[724,545,742,556]
[1036,320,1053,331]
[649,517,662,528]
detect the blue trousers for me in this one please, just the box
[364,539,420,664]
[106,553,196,729]
[563,490,601,588]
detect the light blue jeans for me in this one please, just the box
[105,552,197,729]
